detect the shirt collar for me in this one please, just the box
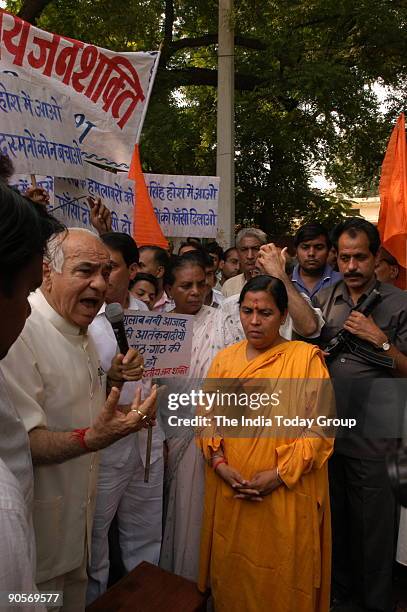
[321,264,336,280]
[30,289,83,336]
[333,276,377,305]
[292,263,335,283]
[154,290,171,310]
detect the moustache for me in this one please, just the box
[344,273,363,278]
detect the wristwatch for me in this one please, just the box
[378,339,391,351]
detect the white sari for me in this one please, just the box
[159,306,225,581]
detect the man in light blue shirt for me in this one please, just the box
[291,222,342,298]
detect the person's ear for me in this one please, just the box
[156,265,165,280]
[42,261,53,293]
[280,308,288,326]
[165,284,173,299]
[128,262,139,281]
[390,265,400,280]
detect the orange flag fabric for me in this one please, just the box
[377,113,407,289]
[128,144,168,249]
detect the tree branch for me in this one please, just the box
[18,0,54,23]
[157,66,266,91]
[168,34,267,53]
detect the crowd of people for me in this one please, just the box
[0,161,406,612]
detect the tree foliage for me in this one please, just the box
[6,0,407,235]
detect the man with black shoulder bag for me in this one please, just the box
[313,218,407,612]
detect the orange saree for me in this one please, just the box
[198,340,334,612]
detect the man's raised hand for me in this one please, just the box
[85,384,158,451]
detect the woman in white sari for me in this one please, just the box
[159,253,225,581]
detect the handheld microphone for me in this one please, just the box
[105,302,129,355]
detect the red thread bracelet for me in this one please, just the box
[72,428,91,452]
[212,457,227,472]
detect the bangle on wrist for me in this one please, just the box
[213,457,227,472]
[72,427,91,452]
[208,453,222,466]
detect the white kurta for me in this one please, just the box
[0,369,34,509]
[0,369,36,575]
[86,295,164,603]
[0,289,104,585]
[221,273,246,298]
[0,458,45,612]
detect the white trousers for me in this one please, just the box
[86,444,163,604]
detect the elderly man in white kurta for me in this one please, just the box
[0,229,157,612]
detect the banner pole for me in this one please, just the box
[135,45,162,144]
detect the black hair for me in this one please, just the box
[222,246,238,261]
[0,182,65,296]
[182,249,213,268]
[238,274,288,313]
[131,272,159,295]
[164,252,207,286]
[206,241,224,259]
[139,245,170,271]
[178,241,200,255]
[378,247,399,267]
[331,218,381,255]
[100,232,139,267]
[294,222,331,249]
[0,154,14,183]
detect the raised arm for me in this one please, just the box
[257,244,322,336]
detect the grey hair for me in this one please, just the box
[235,227,268,248]
[45,227,101,273]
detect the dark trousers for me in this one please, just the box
[329,453,396,612]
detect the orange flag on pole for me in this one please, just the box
[377,113,407,289]
[128,144,168,249]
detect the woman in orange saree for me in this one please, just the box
[198,275,334,612]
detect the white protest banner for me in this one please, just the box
[53,167,219,237]
[53,168,134,233]
[13,166,219,238]
[123,311,193,378]
[0,10,159,171]
[0,74,86,177]
[146,173,219,238]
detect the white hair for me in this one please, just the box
[45,227,102,273]
[235,227,268,248]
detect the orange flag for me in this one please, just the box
[377,113,407,289]
[128,144,168,249]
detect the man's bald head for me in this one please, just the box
[46,228,105,272]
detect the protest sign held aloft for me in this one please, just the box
[0,9,159,171]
